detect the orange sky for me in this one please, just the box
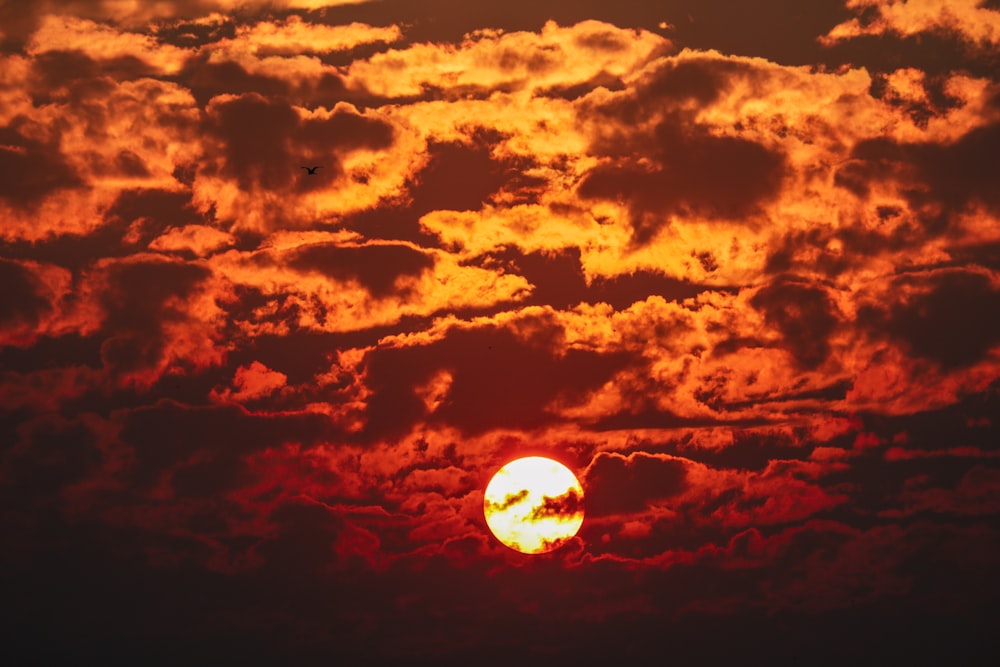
[2,1,999,664]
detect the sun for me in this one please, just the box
[483,456,584,554]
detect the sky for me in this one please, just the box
[2,0,999,663]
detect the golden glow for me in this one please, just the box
[483,456,584,554]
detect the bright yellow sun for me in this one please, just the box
[483,456,584,554]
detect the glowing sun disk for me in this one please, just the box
[483,456,584,554]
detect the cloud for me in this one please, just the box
[231,16,402,55]
[344,20,669,99]
[839,120,1000,222]
[0,366,104,413]
[823,0,1000,50]
[362,310,632,438]
[577,117,787,245]
[287,242,435,298]
[2,74,201,241]
[194,94,403,230]
[857,268,1000,370]
[26,14,190,74]
[882,465,1000,517]
[529,487,584,519]
[750,276,843,370]
[0,122,82,211]
[0,259,73,347]
[115,399,342,494]
[210,238,531,335]
[2,4,999,663]
[202,92,394,189]
[87,254,229,387]
[0,259,56,340]
[0,0,382,46]
[583,451,688,517]
[486,488,529,513]
[211,360,288,403]
[148,224,236,256]
[1,413,106,506]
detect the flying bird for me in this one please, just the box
[301,166,322,175]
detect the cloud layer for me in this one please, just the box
[2,1,998,663]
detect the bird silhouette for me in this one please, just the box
[301,166,322,175]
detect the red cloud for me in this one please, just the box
[211,361,288,403]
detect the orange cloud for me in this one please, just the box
[1,73,199,241]
[823,0,1000,49]
[209,236,531,336]
[0,54,33,124]
[27,14,190,74]
[345,20,670,98]
[232,15,401,55]
[148,225,236,256]
[12,1,379,30]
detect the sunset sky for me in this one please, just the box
[2,0,999,663]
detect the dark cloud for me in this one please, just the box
[178,54,294,107]
[764,221,916,277]
[485,488,529,512]
[118,399,339,493]
[858,270,1000,369]
[287,242,434,298]
[0,333,103,373]
[0,259,51,332]
[805,391,1000,523]
[718,379,853,410]
[538,70,626,100]
[203,93,301,191]
[0,123,82,208]
[838,122,1000,220]
[463,246,732,310]
[346,131,544,243]
[0,414,103,504]
[578,118,786,245]
[820,27,1000,79]
[297,101,395,154]
[583,451,688,516]
[684,428,808,472]
[154,15,237,48]
[108,188,203,231]
[413,135,545,211]
[251,499,347,575]
[529,488,583,519]
[223,325,403,386]
[947,239,1000,272]
[363,318,631,438]
[203,92,394,192]
[867,70,968,128]
[97,257,211,377]
[593,408,748,431]
[588,57,763,125]
[30,51,160,97]
[751,276,841,369]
